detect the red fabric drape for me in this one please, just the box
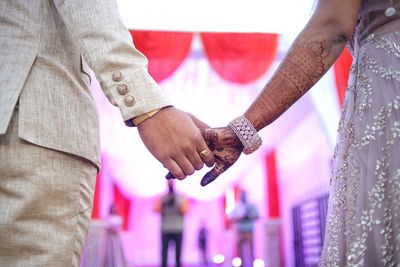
[129,30,193,82]
[266,151,280,218]
[222,195,230,229]
[222,185,241,229]
[201,33,279,84]
[265,150,284,265]
[91,173,101,219]
[333,48,353,107]
[113,184,132,230]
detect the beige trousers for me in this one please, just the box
[0,109,97,267]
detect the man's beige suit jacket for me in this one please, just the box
[0,0,171,167]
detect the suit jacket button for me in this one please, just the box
[112,71,123,82]
[124,95,136,107]
[117,84,128,95]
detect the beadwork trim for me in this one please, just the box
[228,116,262,154]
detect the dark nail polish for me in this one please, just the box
[165,172,175,180]
[200,173,216,186]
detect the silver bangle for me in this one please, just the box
[228,116,262,155]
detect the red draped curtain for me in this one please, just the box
[113,184,132,230]
[200,33,279,84]
[266,151,280,219]
[91,172,132,230]
[333,48,353,107]
[91,173,101,219]
[129,30,194,82]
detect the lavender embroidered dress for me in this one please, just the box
[319,1,400,266]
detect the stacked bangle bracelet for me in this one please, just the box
[228,115,262,154]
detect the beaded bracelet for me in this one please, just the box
[228,116,262,155]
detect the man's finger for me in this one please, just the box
[187,113,210,130]
[163,159,185,180]
[175,156,196,178]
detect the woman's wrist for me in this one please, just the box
[228,115,262,154]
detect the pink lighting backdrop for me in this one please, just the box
[89,31,351,266]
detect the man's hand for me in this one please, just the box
[137,106,215,180]
[200,127,243,186]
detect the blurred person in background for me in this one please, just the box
[229,190,259,266]
[103,204,127,267]
[197,222,209,266]
[155,180,189,267]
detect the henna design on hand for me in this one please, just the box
[200,127,243,186]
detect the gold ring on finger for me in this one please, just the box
[199,148,211,158]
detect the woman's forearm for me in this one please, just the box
[245,29,348,131]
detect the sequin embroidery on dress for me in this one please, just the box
[319,3,400,265]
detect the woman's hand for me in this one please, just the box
[200,127,244,186]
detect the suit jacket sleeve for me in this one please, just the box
[53,0,172,121]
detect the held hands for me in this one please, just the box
[140,109,245,185]
[137,107,215,180]
[165,127,244,185]
[161,114,245,185]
